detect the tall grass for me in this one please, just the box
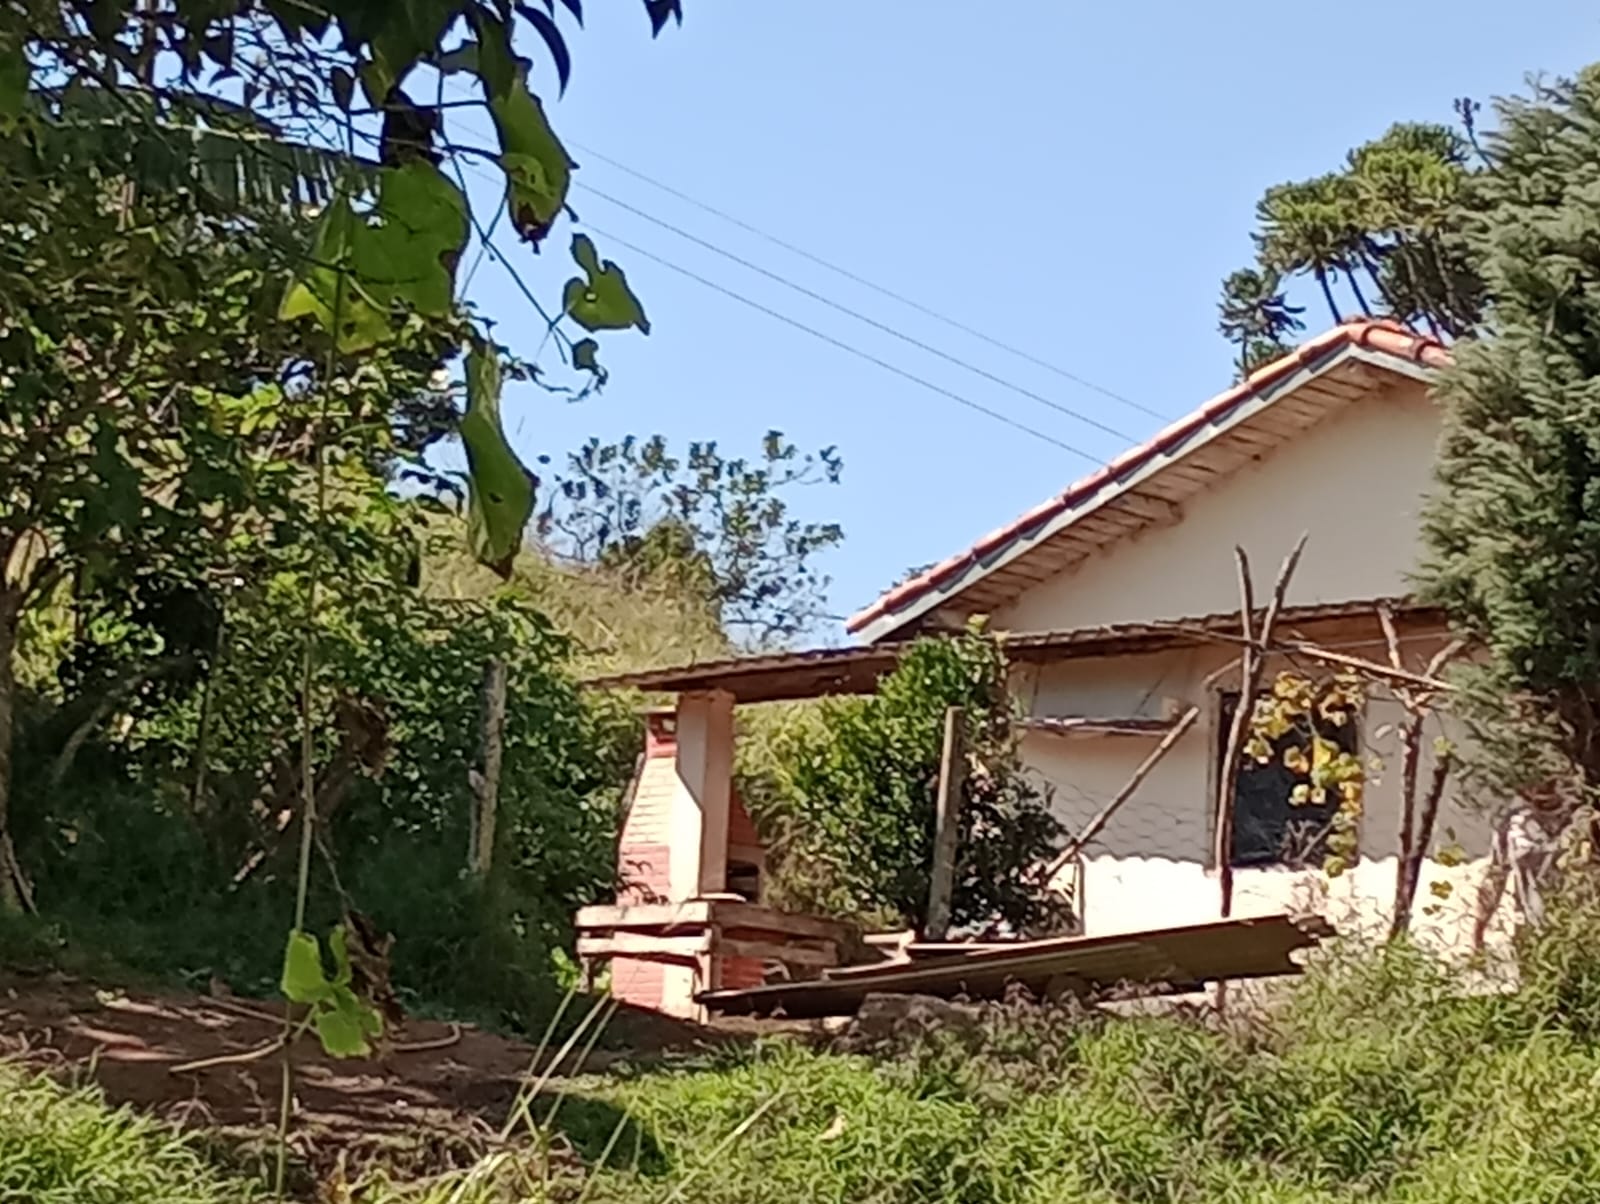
[0,1066,268,1204]
[563,915,1600,1204]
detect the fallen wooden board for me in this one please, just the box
[700,913,1333,1018]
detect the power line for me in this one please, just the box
[575,181,1136,444]
[571,140,1166,422]
[580,222,1109,463]
[452,155,1112,459]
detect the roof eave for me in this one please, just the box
[851,342,1436,645]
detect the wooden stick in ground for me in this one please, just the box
[1214,533,1308,918]
[469,656,507,876]
[1045,706,1201,880]
[924,706,966,941]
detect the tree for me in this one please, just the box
[0,92,478,908]
[1219,119,1484,374]
[538,432,844,644]
[1421,66,1600,799]
[0,2,679,915]
[747,626,1071,935]
[5,0,678,564]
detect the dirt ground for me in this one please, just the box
[0,965,758,1187]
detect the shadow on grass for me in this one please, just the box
[549,1091,669,1177]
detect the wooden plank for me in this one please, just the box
[708,914,1333,1017]
[576,901,713,931]
[578,933,712,962]
[718,937,838,968]
[924,707,966,941]
[703,901,848,941]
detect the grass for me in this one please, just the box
[0,1065,268,1204]
[559,916,1600,1204]
[13,918,1600,1203]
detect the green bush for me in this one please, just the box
[11,536,637,1028]
[745,626,1069,934]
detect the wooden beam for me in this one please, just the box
[1161,626,1454,693]
[924,706,966,941]
[717,937,838,968]
[576,901,714,931]
[1111,492,1182,525]
[708,901,849,941]
[577,933,712,963]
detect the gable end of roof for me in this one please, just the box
[846,320,1449,642]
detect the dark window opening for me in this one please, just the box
[726,859,761,902]
[1219,691,1358,869]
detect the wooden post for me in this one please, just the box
[925,706,966,941]
[469,656,508,877]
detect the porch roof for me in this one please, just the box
[582,596,1443,704]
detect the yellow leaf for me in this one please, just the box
[1429,880,1454,899]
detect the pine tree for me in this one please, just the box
[1421,67,1600,796]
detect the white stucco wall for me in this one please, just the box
[1013,644,1506,953]
[995,377,1515,954]
[995,379,1442,632]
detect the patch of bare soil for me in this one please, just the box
[0,967,744,1187]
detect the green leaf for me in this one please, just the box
[460,341,535,577]
[314,989,374,1058]
[488,72,574,246]
[358,55,396,108]
[280,163,467,351]
[563,234,650,334]
[0,37,27,130]
[572,336,603,372]
[279,197,389,351]
[281,930,332,1005]
[356,160,468,317]
[328,924,354,987]
[466,9,518,100]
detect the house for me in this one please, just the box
[845,317,1494,947]
[583,319,1514,1018]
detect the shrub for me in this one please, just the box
[745,625,1069,934]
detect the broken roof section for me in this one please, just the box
[846,320,1450,644]
[584,597,1440,704]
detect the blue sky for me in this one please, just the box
[450,1,1599,644]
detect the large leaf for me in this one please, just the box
[281,930,333,1005]
[314,985,383,1058]
[280,162,467,350]
[460,341,535,576]
[356,159,468,317]
[488,71,575,246]
[280,197,391,351]
[563,234,650,333]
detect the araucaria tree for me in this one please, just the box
[1219,120,1484,375]
[1421,65,1600,797]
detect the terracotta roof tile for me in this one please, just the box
[846,320,1449,636]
